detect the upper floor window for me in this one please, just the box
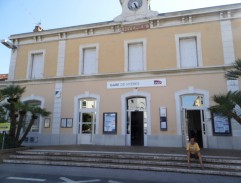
[125,39,146,72]
[27,51,45,79]
[176,33,202,69]
[128,43,144,72]
[79,44,99,75]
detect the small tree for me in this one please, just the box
[0,85,51,148]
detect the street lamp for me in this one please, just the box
[1,39,17,49]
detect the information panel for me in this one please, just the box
[212,114,232,135]
[103,113,117,134]
[107,78,166,89]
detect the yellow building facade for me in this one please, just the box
[6,1,241,149]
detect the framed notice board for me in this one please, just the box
[103,112,117,134]
[212,113,232,136]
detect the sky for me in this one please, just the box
[1,0,241,74]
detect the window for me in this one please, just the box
[128,43,144,72]
[80,45,99,75]
[80,99,96,109]
[78,98,97,135]
[125,39,146,72]
[29,53,44,79]
[176,33,202,68]
[181,95,204,108]
[81,113,96,134]
[23,100,41,133]
[180,37,198,68]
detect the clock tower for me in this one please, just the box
[114,0,158,22]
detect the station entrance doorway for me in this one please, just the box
[181,95,207,148]
[131,111,144,146]
[184,110,203,148]
[126,97,147,146]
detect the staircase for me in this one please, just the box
[3,149,241,177]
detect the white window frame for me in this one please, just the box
[21,95,45,134]
[74,93,100,135]
[79,44,99,75]
[175,33,203,68]
[124,38,147,72]
[27,50,46,79]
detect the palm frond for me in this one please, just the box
[226,59,241,80]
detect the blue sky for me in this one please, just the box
[1,0,241,74]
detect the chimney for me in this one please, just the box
[33,25,44,32]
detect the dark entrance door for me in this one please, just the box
[131,111,144,146]
[187,110,203,148]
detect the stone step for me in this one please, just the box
[15,150,241,165]
[7,154,241,171]
[3,159,241,177]
[4,150,241,177]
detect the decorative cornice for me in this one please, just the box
[7,65,233,85]
[9,3,241,46]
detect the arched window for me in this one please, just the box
[23,100,41,133]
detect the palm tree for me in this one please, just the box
[18,105,50,146]
[209,91,241,125]
[0,90,7,103]
[0,85,25,140]
[225,58,241,80]
[209,58,241,125]
[0,85,51,147]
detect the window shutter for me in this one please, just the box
[31,53,44,79]
[128,43,144,72]
[180,38,198,68]
[83,48,97,75]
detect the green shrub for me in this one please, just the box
[0,133,17,149]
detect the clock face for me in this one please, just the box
[128,0,143,11]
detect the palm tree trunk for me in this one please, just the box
[9,102,17,142]
[15,111,26,142]
[18,115,37,146]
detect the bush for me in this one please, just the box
[0,133,17,149]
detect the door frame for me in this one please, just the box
[121,90,151,146]
[175,88,210,148]
[74,93,100,145]
[181,108,207,148]
[78,110,96,144]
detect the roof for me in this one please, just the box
[9,3,241,40]
[0,74,8,81]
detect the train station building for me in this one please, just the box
[4,0,241,149]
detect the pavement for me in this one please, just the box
[29,145,241,158]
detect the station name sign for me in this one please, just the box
[107,78,166,89]
[122,23,150,32]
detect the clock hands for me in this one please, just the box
[128,0,142,10]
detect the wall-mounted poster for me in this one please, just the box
[103,112,117,134]
[61,118,73,128]
[44,118,50,128]
[160,107,167,131]
[212,113,232,135]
